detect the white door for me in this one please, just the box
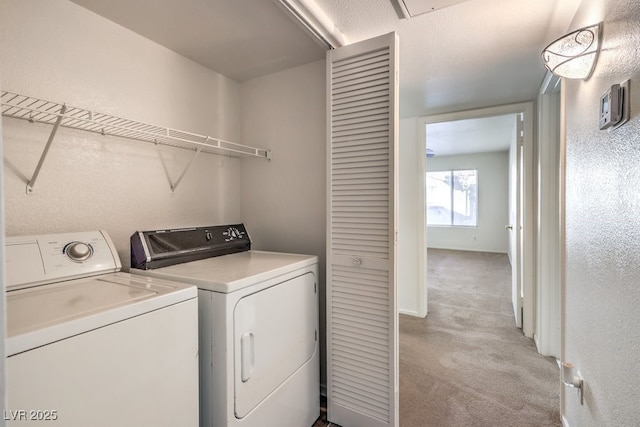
[508,114,524,328]
[233,273,317,418]
[326,32,399,427]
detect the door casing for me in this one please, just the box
[419,102,536,337]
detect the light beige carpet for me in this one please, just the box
[399,249,561,427]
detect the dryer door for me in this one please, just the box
[233,272,317,418]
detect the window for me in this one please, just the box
[427,169,478,226]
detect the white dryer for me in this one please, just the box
[5,230,199,427]
[130,224,319,427]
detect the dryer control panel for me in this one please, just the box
[5,231,121,291]
[131,224,251,270]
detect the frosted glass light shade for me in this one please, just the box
[541,23,602,80]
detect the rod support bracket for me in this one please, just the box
[25,104,67,195]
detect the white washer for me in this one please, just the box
[130,224,319,427]
[5,230,199,427]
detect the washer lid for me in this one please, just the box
[134,250,318,293]
[6,272,197,356]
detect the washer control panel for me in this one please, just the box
[5,230,121,290]
[64,241,94,262]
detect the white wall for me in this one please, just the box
[427,151,509,253]
[0,0,244,267]
[562,0,640,425]
[239,60,327,386]
[398,118,426,316]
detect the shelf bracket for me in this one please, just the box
[26,104,67,195]
[156,143,203,193]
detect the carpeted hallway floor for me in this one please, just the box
[399,249,561,427]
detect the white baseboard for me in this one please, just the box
[399,308,420,317]
[426,245,508,254]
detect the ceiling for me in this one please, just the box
[319,0,581,117]
[394,0,474,18]
[69,0,327,82]
[69,0,581,154]
[426,114,517,157]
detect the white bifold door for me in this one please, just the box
[326,32,399,427]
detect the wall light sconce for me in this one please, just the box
[541,23,602,80]
[426,148,435,158]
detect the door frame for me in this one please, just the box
[536,72,562,357]
[418,102,536,338]
[0,106,6,415]
[0,98,8,416]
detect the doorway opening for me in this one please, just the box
[417,103,535,336]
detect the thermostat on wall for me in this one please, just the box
[599,80,630,131]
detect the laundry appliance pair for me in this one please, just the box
[130,223,320,427]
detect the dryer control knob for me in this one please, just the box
[65,242,92,262]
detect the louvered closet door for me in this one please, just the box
[327,32,399,427]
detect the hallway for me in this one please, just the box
[399,249,560,426]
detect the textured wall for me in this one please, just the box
[0,0,243,267]
[563,0,640,425]
[427,151,509,253]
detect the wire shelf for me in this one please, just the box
[1,90,271,159]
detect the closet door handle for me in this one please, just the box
[241,332,254,382]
